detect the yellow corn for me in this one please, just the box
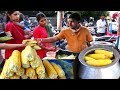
[87,54,106,59]
[1,59,14,78]
[21,74,28,79]
[30,74,38,79]
[84,56,96,61]
[43,60,58,79]
[38,73,46,79]
[10,74,20,79]
[58,76,66,79]
[22,39,37,44]
[27,43,37,47]
[9,50,21,72]
[44,73,50,79]
[23,46,35,61]
[0,60,11,79]
[51,62,65,78]
[0,73,9,79]
[32,45,41,50]
[86,59,112,66]
[16,67,25,76]
[26,67,36,78]
[21,50,30,68]
[30,50,41,69]
[36,59,45,76]
[95,49,113,59]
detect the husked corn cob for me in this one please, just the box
[23,46,35,61]
[94,49,113,59]
[32,45,41,50]
[88,54,106,59]
[51,62,65,78]
[30,50,41,69]
[10,74,20,79]
[1,59,14,78]
[0,60,11,79]
[22,39,37,44]
[36,60,45,76]
[0,73,9,79]
[86,59,112,66]
[26,67,36,78]
[84,56,96,61]
[43,60,58,79]
[38,73,46,79]
[9,50,21,72]
[21,50,30,68]
[21,74,28,79]
[30,56,40,69]
[44,73,50,79]
[30,74,38,79]
[27,43,37,47]
[58,76,66,79]
[16,67,25,76]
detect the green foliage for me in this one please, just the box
[42,11,56,17]
[66,11,109,21]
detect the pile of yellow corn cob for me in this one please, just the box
[0,45,66,79]
[84,49,114,66]
[22,39,41,50]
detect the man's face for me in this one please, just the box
[67,18,79,29]
[100,16,105,20]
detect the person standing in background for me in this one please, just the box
[110,19,118,34]
[117,13,120,35]
[96,15,108,36]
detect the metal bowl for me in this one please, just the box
[78,45,120,79]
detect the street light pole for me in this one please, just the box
[57,11,64,30]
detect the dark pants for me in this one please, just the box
[73,55,81,79]
[112,30,117,34]
[0,60,5,69]
[97,33,105,37]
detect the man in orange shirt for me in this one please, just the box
[36,13,93,79]
[37,13,93,53]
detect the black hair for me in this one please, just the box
[112,19,116,22]
[6,11,15,23]
[68,13,80,22]
[64,11,72,17]
[36,12,46,22]
[19,13,24,21]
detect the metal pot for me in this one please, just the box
[78,45,120,79]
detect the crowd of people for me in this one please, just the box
[0,11,56,68]
[0,11,120,74]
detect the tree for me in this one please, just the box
[65,11,109,22]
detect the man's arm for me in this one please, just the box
[37,36,60,43]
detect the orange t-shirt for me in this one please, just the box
[56,26,93,53]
